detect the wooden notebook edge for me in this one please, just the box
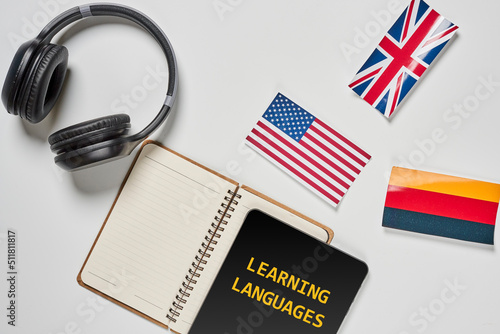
[240,185,334,243]
[77,140,238,334]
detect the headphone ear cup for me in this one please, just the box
[48,114,131,155]
[2,40,37,114]
[21,44,68,123]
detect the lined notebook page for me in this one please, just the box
[80,143,237,327]
[174,187,330,332]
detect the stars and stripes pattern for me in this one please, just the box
[245,93,371,207]
[349,0,458,118]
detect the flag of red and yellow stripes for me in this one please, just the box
[382,167,500,244]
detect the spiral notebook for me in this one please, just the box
[77,141,333,334]
[190,210,368,334]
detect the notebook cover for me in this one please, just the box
[189,210,367,334]
[241,185,334,243]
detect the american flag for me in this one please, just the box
[245,93,371,207]
[349,0,458,118]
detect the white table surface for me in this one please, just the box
[1,0,499,333]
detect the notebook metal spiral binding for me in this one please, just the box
[166,189,241,323]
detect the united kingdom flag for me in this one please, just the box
[349,0,458,118]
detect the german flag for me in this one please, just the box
[382,167,500,244]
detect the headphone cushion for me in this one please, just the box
[48,114,131,154]
[23,44,69,123]
[2,40,37,114]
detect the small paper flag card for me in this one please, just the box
[349,0,458,118]
[383,167,500,244]
[245,93,371,207]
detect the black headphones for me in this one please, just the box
[2,3,178,171]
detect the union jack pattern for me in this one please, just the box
[349,0,458,118]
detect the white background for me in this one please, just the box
[1,0,499,333]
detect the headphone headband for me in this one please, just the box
[39,3,178,141]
